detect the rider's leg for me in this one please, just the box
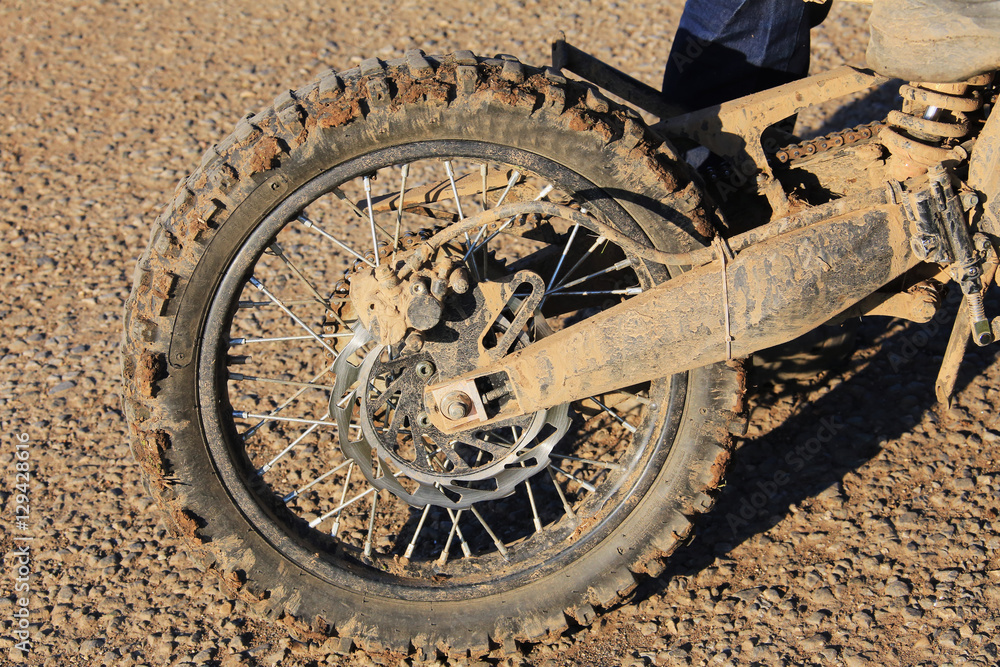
[662,0,830,111]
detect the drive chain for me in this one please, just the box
[774,121,885,164]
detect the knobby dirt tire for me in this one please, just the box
[121,51,746,657]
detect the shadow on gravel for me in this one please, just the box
[597,285,1000,623]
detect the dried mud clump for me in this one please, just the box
[248,135,282,174]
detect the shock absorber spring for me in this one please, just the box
[881,74,993,177]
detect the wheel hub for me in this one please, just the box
[331,273,569,509]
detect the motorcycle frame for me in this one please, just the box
[421,41,1000,430]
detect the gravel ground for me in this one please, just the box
[2,1,999,666]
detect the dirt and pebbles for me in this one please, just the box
[1,1,999,665]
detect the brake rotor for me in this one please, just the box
[331,276,569,509]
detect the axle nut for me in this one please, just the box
[441,391,474,421]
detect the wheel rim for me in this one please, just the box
[196,141,688,598]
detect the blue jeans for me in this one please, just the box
[663,0,829,111]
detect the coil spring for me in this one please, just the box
[881,74,993,167]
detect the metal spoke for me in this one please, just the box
[403,504,432,559]
[464,214,516,260]
[551,453,623,471]
[391,164,409,265]
[446,507,473,558]
[363,489,379,557]
[469,183,556,266]
[331,186,394,242]
[443,160,466,221]
[248,277,339,356]
[551,234,607,291]
[330,462,354,537]
[241,362,337,439]
[480,163,489,211]
[465,221,491,258]
[282,458,352,503]
[622,391,657,406]
[523,472,543,533]
[547,258,632,295]
[234,411,338,428]
[230,333,353,345]
[548,463,597,493]
[298,215,376,268]
[238,298,323,309]
[309,470,404,529]
[535,184,554,201]
[547,222,581,292]
[444,160,480,281]
[362,175,381,266]
[537,288,642,297]
[229,372,338,392]
[310,485,376,528]
[493,170,520,208]
[331,186,371,219]
[258,410,330,475]
[547,466,577,520]
[267,242,328,306]
[490,184,553,278]
[469,505,509,560]
[588,396,638,434]
[436,509,463,566]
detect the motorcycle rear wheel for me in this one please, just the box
[121,52,745,656]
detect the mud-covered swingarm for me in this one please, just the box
[415,48,1000,429]
[420,180,905,429]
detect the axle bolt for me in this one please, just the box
[441,391,474,421]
